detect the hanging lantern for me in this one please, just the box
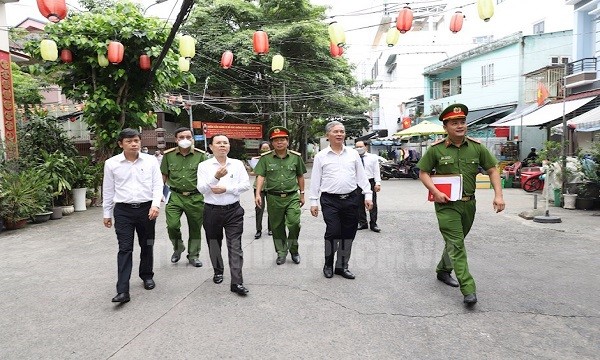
[36,0,68,23]
[107,41,124,64]
[329,42,343,58]
[178,57,190,72]
[386,28,400,47]
[179,35,195,59]
[40,39,58,61]
[396,6,413,33]
[271,54,284,73]
[253,30,269,55]
[97,53,109,67]
[220,50,234,69]
[449,11,465,33]
[139,54,151,70]
[477,0,494,22]
[328,22,346,47]
[60,49,72,63]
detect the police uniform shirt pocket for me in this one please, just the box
[436,156,455,173]
[461,158,480,173]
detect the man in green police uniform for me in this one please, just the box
[417,104,505,306]
[160,127,208,267]
[254,126,307,265]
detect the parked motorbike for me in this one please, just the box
[380,160,420,180]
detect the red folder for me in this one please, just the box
[428,183,452,201]
[427,174,463,201]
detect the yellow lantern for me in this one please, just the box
[40,39,58,61]
[97,53,109,67]
[386,28,400,47]
[178,57,190,72]
[328,22,346,47]
[477,0,494,22]
[179,35,195,59]
[271,54,284,73]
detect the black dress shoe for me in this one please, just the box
[357,224,368,230]
[334,268,356,279]
[111,292,130,303]
[188,258,203,267]
[276,256,286,265]
[171,251,182,263]
[143,279,155,290]
[464,293,477,306]
[268,230,273,236]
[370,225,381,233]
[254,231,262,239]
[291,253,301,264]
[323,266,334,278]
[230,284,249,296]
[437,272,459,287]
[213,274,224,284]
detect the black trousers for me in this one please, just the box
[358,178,377,227]
[203,202,245,285]
[255,190,271,233]
[320,190,359,269]
[113,202,155,293]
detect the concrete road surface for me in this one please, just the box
[1,176,598,359]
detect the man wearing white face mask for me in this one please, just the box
[355,141,382,232]
[160,127,208,267]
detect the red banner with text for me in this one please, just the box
[202,122,263,139]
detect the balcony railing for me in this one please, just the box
[566,57,597,75]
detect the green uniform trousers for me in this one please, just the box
[434,199,476,295]
[267,193,301,257]
[165,192,204,260]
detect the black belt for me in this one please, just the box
[170,188,199,196]
[460,195,475,202]
[204,201,240,210]
[116,201,152,209]
[266,190,297,198]
[322,191,356,200]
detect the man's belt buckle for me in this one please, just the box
[182,191,191,196]
[280,193,287,198]
[339,194,349,200]
[460,196,471,202]
[130,203,142,209]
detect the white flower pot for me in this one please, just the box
[73,187,87,212]
[562,194,577,209]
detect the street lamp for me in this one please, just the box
[143,0,167,15]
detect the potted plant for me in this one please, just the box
[0,168,50,230]
[70,156,94,211]
[37,150,75,216]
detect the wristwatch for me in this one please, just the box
[299,191,305,194]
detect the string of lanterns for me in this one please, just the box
[34,0,495,74]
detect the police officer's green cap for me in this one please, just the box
[439,103,469,122]
[268,126,290,139]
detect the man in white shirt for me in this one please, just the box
[355,141,382,232]
[103,128,163,303]
[196,135,252,296]
[309,121,373,280]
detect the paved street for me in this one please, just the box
[1,176,599,359]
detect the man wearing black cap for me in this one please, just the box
[254,126,307,265]
[417,103,505,306]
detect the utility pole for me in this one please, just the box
[282,82,287,128]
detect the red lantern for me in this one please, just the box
[139,54,151,70]
[253,30,269,55]
[36,0,68,23]
[60,49,72,63]
[221,50,233,69]
[329,42,343,58]
[396,6,413,33]
[107,41,124,64]
[449,11,464,33]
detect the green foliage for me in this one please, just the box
[71,156,95,189]
[0,168,51,222]
[36,151,76,206]
[183,0,368,154]
[11,63,45,110]
[17,116,78,164]
[538,140,562,163]
[25,0,194,158]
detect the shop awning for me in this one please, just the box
[567,105,600,127]
[490,96,596,127]
[490,103,540,126]
[577,125,600,132]
[467,105,516,125]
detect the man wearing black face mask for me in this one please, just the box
[161,127,208,267]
